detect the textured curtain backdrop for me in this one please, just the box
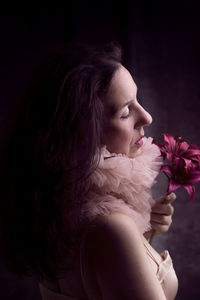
[0,1,200,299]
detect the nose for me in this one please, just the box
[134,104,152,129]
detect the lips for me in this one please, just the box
[135,136,144,146]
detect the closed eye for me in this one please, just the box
[120,106,132,119]
[120,112,130,119]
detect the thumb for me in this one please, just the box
[155,192,176,204]
[164,192,176,204]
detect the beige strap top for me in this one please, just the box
[39,234,178,300]
[142,236,178,300]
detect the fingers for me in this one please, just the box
[150,192,176,235]
[152,203,174,216]
[154,192,176,204]
[163,192,176,204]
[151,221,170,234]
[152,192,176,213]
[151,212,173,234]
[151,213,172,226]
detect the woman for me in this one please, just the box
[0,42,178,299]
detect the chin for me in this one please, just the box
[129,147,142,158]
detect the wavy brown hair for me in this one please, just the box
[0,42,122,279]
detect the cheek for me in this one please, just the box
[102,121,133,154]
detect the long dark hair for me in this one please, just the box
[0,42,122,279]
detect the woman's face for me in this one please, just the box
[102,64,152,158]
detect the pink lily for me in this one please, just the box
[158,133,200,168]
[150,134,200,244]
[161,158,200,201]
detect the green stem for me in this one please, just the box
[149,229,155,245]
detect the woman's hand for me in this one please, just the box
[144,193,176,240]
[150,192,176,234]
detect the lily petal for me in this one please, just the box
[184,149,200,158]
[161,165,172,175]
[162,133,176,151]
[189,144,200,150]
[186,171,200,184]
[184,185,195,201]
[178,141,190,152]
[182,158,192,169]
[168,180,181,194]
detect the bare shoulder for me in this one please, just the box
[84,212,166,300]
[88,212,142,248]
[94,211,140,230]
[85,212,144,264]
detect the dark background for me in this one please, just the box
[1,1,200,299]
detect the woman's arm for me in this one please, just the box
[85,212,167,300]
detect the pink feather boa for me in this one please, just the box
[76,137,163,234]
[67,137,163,234]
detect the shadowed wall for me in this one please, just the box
[0,1,200,299]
